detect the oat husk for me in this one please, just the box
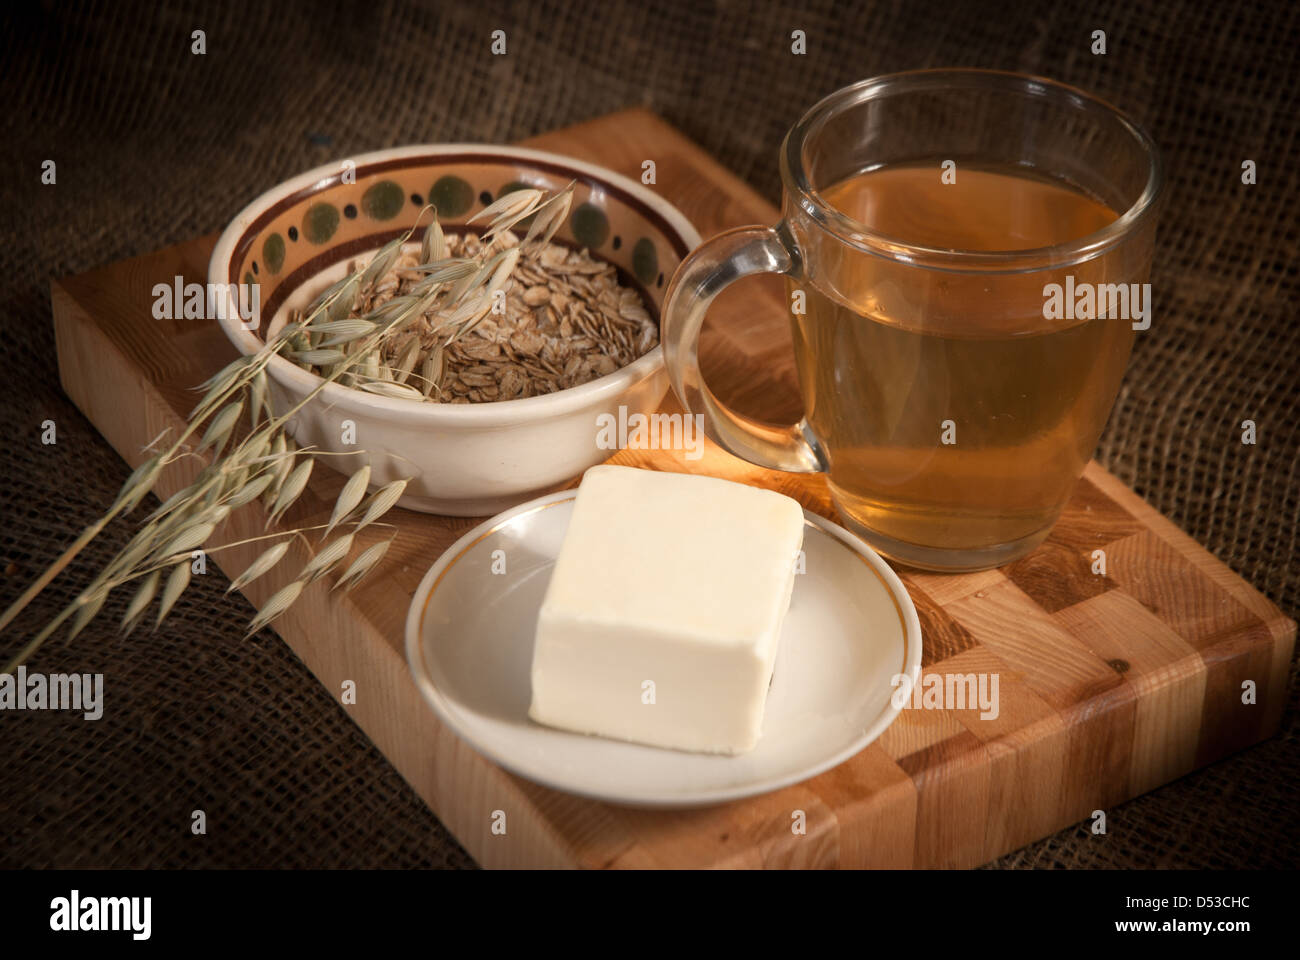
[299,231,658,403]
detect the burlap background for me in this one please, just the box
[0,0,1295,868]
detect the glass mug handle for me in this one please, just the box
[662,223,828,473]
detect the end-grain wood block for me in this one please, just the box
[50,108,1295,868]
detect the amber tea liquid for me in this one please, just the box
[790,164,1134,569]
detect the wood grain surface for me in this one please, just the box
[50,108,1294,868]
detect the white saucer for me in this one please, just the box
[404,489,922,807]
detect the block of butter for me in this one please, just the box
[528,464,805,755]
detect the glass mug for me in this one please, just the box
[662,69,1163,572]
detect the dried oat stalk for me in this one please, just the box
[1,187,574,668]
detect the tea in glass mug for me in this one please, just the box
[663,70,1163,572]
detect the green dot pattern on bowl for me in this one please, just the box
[262,233,286,274]
[632,237,658,286]
[429,175,474,218]
[571,202,609,249]
[303,202,340,244]
[362,180,405,221]
[243,271,255,287]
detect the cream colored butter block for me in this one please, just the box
[528,464,805,754]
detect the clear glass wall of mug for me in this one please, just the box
[663,69,1163,572]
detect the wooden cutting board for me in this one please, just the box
[50,109,1294,868]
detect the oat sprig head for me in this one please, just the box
[1,192,562,668]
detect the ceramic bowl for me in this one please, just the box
[209,145,699,515]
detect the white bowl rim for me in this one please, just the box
[208,143,701,428]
